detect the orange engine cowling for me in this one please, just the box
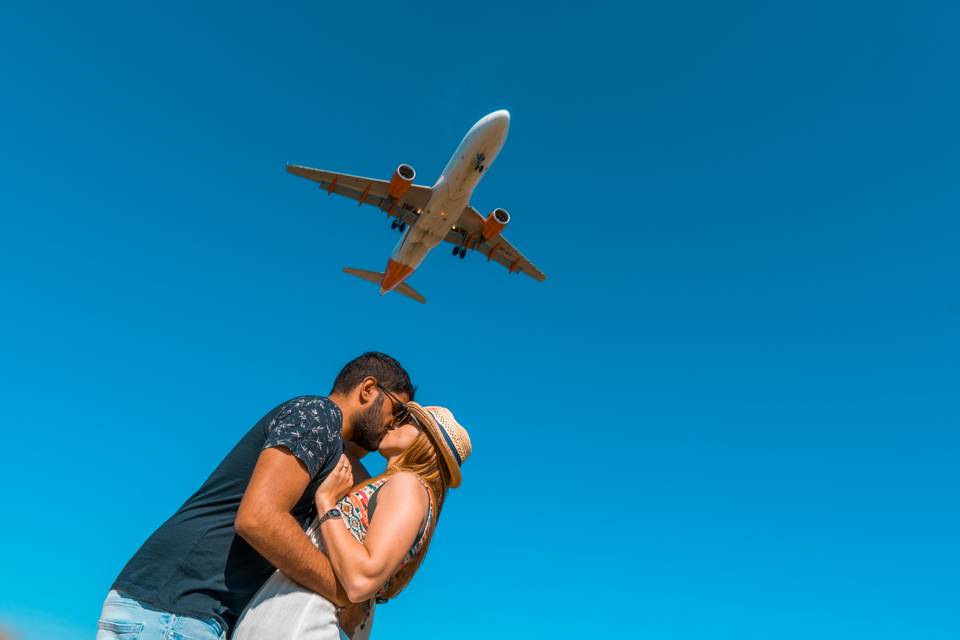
[388,164,416,199]
[482,208,511,240]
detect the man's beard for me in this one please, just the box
[352,394,386,451]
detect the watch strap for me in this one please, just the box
[317,507,342,525]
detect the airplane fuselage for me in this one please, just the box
[380,110,510,293]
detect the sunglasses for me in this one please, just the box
[376,383,410,428]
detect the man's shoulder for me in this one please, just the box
[265,395,343,477]
[271,395,342,438]
[281,394,337,412]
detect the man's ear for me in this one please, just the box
[357,376,378,405]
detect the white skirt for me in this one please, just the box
[230,518,374,640]
[233,571,373,640]
[233,523,374,640]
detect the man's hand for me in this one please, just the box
[235,447,351,607]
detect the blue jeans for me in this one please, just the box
[96,590,225,640]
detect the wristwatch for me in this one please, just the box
[317,507,343,525]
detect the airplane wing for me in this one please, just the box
[446,207,547,282]
[286,164,433,228]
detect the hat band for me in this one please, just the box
[429,412,462,467]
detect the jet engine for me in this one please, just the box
[388,164,416,199]
[481,208,511,240]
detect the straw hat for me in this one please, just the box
[406,402,471,488]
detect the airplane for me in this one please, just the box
[286,109,546,303]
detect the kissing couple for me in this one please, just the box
[96,352,471,639]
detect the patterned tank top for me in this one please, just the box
[335,474,434,598]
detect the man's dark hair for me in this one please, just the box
[331,352,416,399]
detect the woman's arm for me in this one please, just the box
[315,471,429,603]
[334,451,375,633]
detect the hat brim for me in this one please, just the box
[407,402,462,488]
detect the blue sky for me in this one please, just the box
[1,1,958,638]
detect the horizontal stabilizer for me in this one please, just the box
[342,267,384,285]
[394,281,427,304]
[342,267,427,304]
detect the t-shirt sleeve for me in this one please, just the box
[263,397,340,478]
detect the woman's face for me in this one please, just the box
[378,419,422,457]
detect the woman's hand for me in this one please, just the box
[315,454,355,512]
[338,600,373,638]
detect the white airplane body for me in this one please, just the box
[287,110,545,303]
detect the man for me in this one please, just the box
[96,352,415,639]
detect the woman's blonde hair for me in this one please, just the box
[372,427,453,601]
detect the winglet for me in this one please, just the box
[342,267,427,304]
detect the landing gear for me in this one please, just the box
[452,246,467,259]
[398,222,406,232]
[390,219,406,232]
[391,219,398,229]
[452,246,460,256]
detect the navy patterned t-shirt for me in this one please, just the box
[112,396,344,634]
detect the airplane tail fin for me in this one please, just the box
[342,267,427,304]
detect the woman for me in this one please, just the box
[233,402,471,639]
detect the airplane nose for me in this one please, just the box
[485,110,510,138]
[478,109,509,129]
[489,109,510,128]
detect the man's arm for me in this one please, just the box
[235,447,351,607]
